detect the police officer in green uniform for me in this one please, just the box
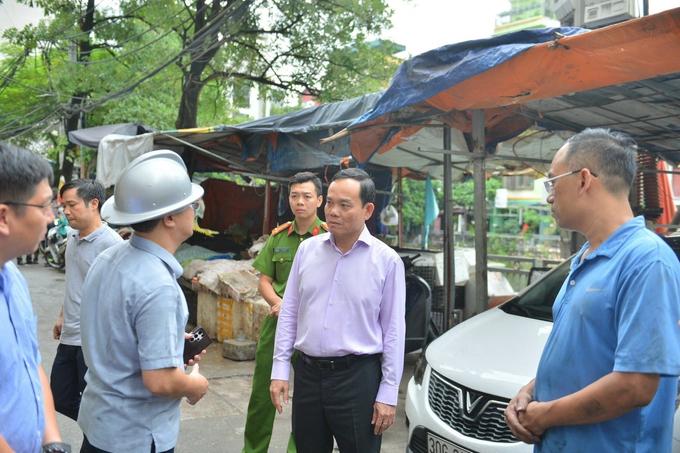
[243,172,325,453]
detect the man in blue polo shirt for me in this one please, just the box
[505,128,680,452]
[0,142,70,453]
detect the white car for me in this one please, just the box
[405,256,680,453]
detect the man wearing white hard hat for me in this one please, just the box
[78,151,209,453]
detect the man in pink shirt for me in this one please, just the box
[270,168,406,453]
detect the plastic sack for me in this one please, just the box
[380,204,399,226]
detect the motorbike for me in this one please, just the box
[39,211,69,270]
[402,253,439,353]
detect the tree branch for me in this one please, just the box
[237,14,303,36]
[92,15,137,26]
[229,38,287,85]
[316,0,356,15]
[90,43,121,50]
[181,0,196,22]
[201,70,317,97]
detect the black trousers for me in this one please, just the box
[292,352,382,453]
[50,343,87,421]
[81,436,173,453]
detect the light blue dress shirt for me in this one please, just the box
[535,216,680,452]
[0,261,45,453]
[61,223,123,346]
[78,235,188,452]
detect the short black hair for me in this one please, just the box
[0,141,53,211]
[331,168,375,205]
[563,128,637,194]
[289,171,322,196]
[60,179,106,213]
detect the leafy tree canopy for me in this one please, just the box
[1,0,399,178]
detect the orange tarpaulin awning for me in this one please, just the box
[329,8,680,164]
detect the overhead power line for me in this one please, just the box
[53,0,151,43]
[0,5,194,101]
[0,0,254,138]
[70,0,253,114]
[0,106,63,140]
[69,9,195,66]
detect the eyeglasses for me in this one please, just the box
[543,169,598,193]
[1,200,54,214]
[168,201,201,217]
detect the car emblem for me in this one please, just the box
[461,389,487,421]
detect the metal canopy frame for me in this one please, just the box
[524,72,680,163]
[353,69,680,325]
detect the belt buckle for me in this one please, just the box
[316,358,335,370]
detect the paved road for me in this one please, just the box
[22,262,416,452]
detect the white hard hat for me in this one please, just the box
[101,150,204,225]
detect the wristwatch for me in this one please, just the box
[42,442,72,453]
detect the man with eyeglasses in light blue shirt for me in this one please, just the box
[505,128,680,452]
[78,151,208,453]
[0,141,71,453]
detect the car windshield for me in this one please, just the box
[499,259,571,322]
[499,235,680,322]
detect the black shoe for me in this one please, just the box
[26,257,33,264]
[17,258,24,265]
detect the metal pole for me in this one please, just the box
[397,168,404,248]
[443,126,456,330]
[263,180,271,235]
[472,110,488,317]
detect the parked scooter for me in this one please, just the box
[39,208,69,270]
[402,253,439,353]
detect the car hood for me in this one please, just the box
[426,307,552,399]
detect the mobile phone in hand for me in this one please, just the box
[183,326,212,365]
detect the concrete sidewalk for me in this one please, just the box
[23,262,415,452]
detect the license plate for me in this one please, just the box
[426,433,474,453]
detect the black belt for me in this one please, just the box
[298,351,381,371]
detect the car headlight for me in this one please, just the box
[413,350,428,386]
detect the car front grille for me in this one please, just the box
[427,369,517,443]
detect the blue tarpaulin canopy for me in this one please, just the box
[350,27,584,131]
[153,93,382,175]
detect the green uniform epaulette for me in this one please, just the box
[320,222,328,231]
[271,221,292,236]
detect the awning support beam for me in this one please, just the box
[472,110,489,317]
[443,127,456,330]
[397,168,404,248]
[157,132,252,172]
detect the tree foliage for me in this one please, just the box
[172,0,398,128]
[401,177,441,233]
[0,0,398,177]
[452,176,502,208]
[399,176,503,233]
